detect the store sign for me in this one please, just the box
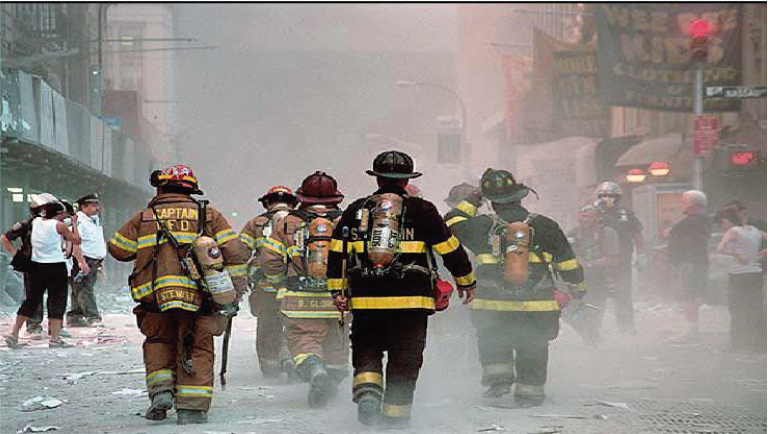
[596,3,743,112]
[705,86,767,99]
[693,114,719,155]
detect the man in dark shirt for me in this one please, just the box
[666,190,712,343]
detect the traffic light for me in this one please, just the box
[688,19,712,62]
[730,151,759,167]
[713,146,764,174]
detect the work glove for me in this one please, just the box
[218,302,239,318]
[333,294,349,312]
[553,289,572,309]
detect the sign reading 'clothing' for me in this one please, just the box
[596,3,743,112]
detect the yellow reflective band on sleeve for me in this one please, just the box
[456,200,478,217]
[555,258,580,271]
[382,403,412,418]
[176,385,213,398]
[446,216,468,228]
[353,371,383,388]
[470,299,559,311]
[350,296,436,310]
[110,232,137,253]
[225,264,248,278]
[262,237,286,256]
[330,239,354,253]
[327,278,347,290]
[215,228,238,245]
[454,272,475,287]
[476,253,500,264]
[266,272,286,284]
[432,236,461,255]
[397,241,426,253]
[240,233,256,249]
[287,245,301,258]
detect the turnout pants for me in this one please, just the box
[68,257,102,323]
[351,312,428,423]
[135,306,227,411]
[283,316,349,382]
[249,289,287,374]
[471,310,559,390]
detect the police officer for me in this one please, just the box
[262,172,349,408]
[447,168,584,407]
[240,186,297,378]
[593,181,644,333]
[108,165,249,425]
[327,151,476,428]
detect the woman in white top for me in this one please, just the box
[715,208,767,352]
[5,202,80,348]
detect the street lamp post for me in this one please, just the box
[395,80,470,180]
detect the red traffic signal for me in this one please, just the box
[688,19,712,38]
[730,151,758,166]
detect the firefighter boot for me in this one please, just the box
[357,393,382,427]
[177,409,208,425]
[483,383,512,399]
[281,357,299,384]
[302,356,330,408]
[514,384,545,407]
[145,391,174,421]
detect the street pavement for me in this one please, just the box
[1,299,765,434]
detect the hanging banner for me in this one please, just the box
[596,3,743,112]
[501,55,532,142]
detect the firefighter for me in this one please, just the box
[327,151,476,428]
[446,168,584,407]
[261,172,349,408]
[566,204,620,345]
[592,181,644,333]
[108,165,249,425]
[240,186,297,378]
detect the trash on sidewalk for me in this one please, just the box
[594,400,632,411]
[16,424,60,433]
[21,396,64,411]
[63,371,97,384]
[529,413,588,419]
[478,424,506,432]
[112,388,147,397]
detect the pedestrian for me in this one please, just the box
[262,172,349,408]
[107,165,249,425]
[327,151,476,428]
[0,193,58,336]
[240,186,297,379]
[665,190,712,344]
[567,204,621,345]
[67,193,107,327]
[4,201,81,349]
[714,208,767,352]
[724,200,767,273]
[593,181,644,333]
[447,168,584,406]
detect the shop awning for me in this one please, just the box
[615,134,684,167]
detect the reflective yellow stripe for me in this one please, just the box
[529,252,554,263]
[350,296,435,310]
[470,299,559,311]
[353,372,383,387]
[382,403,412,418]
[266,272,286,284]
[176,385,213,397]
[294,353,320,366]
[159,300,200,312]
[282,311,340,319]
[146,369,174,386]
[131,275,197,301]
[398,241,426,253]
[327,278,347,290]
[225,264,248,278]
[432,236,461,255]
[240,233,256,249]
[446,216,468,228]
[137,232,197,249]
[454,272,475,287]
[279,289,332,298]
[215,228,238,245]
[286,245,301,258]
[330,239,354,253]
[351,241,365,252]
[111,232,137,252]
[477,253,500,264]
[555,258,579,271]
[262,237,286,256]
[482,363,515,376]
[456,200,478,217]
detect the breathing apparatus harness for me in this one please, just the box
[284,207,343,292]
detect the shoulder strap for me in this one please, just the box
[197,199,209,237]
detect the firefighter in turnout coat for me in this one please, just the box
[446,169,584,407]
[327,151,476,428]
[240,186,297,378]
[261,172,349,408]
[108,165,249,425]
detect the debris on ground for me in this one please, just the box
[528,425,563,434]
[112,388,147,396]
[478,424,506,432]
[529,413,588,419]
[594,400,632,411]
[16,424,60,433]
[21,396,64,411]
[63,371,97,384]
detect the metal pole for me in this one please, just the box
[693,62,703,190]
[415,82,470,180]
